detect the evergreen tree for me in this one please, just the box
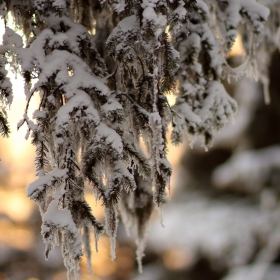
[0,0,276,278]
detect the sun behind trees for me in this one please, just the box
[0,0,277,279]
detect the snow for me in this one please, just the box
[141,1,167,39]
[42,198,83,279]
[171,47,180,61]
[147,193,272,268]
[196,0,209,16]
[172,2,187,21]
[212,146,280,192]
[223,264,280,280]
[214,79,259,147]
[149,111,164,174]
[56,90,100,135]
[26,168,68,199]
[95,123,123,154]
[33,109,47,119]
[101,97,123,117]
[1,0,275,278]
[159,158,172,170]
[43,199,77,232]
[47,95,56,106]
[112,0,126,13]
[111,160,136,192]
[2,27,23,48]
[149,112,164,150]
[104,205,118,260]
[200,81,237,123]
[52,0,66,9]
[22,29,53,70]
[33,50,108,97]
[0,3,6,18]
[186,33,201,52]
[216,0,269,42]
[49,33,67,49]
[111,15,139,34]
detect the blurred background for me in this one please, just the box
[1,34,280,280]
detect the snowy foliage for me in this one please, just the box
[142,191,280,280]
[0,0,276,278]
[147,193,272,267]
[212,146,280,193]
[171,0,270,148]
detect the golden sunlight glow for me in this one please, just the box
[78,236,118,278]
[167,132,187,196]
[139,129,187,197]
[11,227,34,250]
[166,93,176,107]
[0,189,33,222]
[79,238,136,279]
[0,220,34,251]
[53,271,103,280]
[0,71,36,221]
[52,272,68,280]
[84,193,104,220]
[163,248,194,270]
[229,34,245,57]
[0,18,38,254]
[90,236,116,276]
[114,247,135,278]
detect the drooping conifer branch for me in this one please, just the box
[0,0,273,278]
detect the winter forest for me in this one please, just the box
[0,0,280,279]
